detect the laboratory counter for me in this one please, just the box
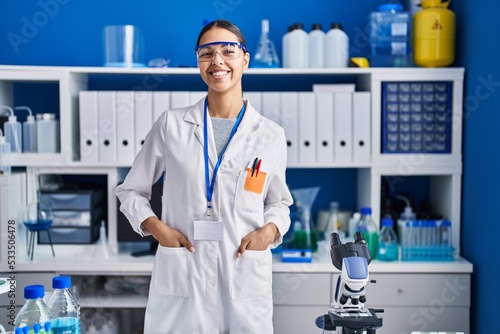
[10,244,473,275]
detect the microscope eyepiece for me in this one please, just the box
[353,232,367,244]
[330,232,341,248]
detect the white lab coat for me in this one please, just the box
[116,97,292,334]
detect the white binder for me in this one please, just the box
[316,92,335,164]
[134,91,153,155]
[153,91,170,122]
[352,92,371,164]
[261,91,281,124]
[333,92,353,163]
[280,92,299,164]
[97,91,117,163]
[298,92,316,164]
[170,91,190,108]
[189,91,207,105]
[78,91,99,163]
[244,91,262,114]
[116,91,135,163]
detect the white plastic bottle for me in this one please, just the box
[287,23,309,68]
[1,105,22,153]
[0,129,11,175]
[281,25,293,68]
[37,113,60,153]
[308,23,325,68]
[47,275,81,334]
[15,106,37,153]
[324,22,349,68]
[14,285,53,332]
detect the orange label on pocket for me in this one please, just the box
[244,167,267,194]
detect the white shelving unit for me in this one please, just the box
[0,65,470,333]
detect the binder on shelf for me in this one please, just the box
[261,92,281,125]
[97,91,117,163]
[298,92,317,163]
[189,91,207,105]
[79,91,99,163]
[280,92,299,164]
[333,92,353,163]
[316,92,334,164]
[134,91,153,155]
[352,92,371,164]
[244,91,262,112]
[170,91,190,108]
[116,91,136,163]
[153,91,170,122]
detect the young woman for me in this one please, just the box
[116,20,292,333]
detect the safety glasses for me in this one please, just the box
[195,41,248,62]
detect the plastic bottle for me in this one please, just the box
[356,207,379,259]
[324,201,339,239]
[1,105,22,153]
[378,218,398,261]
[251,19,280,68]
[47,275,81,334]
[14,285,53,332]
[0,129,11,175]
[396,194,416,241]
[281,25,293,68]
[15,106,37,153]
[286,23,309,68]
[369,3,411,67]
[308,23,325,68]
[324,22,349,68]
[37,113,60,153]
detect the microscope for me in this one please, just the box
[316,232,384,334]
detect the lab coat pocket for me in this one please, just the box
[152,245,191,297]
[235,169,266,213]
[231,250,271,301]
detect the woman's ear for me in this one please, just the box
[243,52,250,70]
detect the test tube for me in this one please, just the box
[411,220,420,259]
[440,220,452,246]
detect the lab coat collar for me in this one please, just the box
[183,97,262,168]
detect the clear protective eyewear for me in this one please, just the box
[195,41,248,62]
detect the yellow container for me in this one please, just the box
[413,0,456,67]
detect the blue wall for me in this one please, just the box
[1,0,499,332]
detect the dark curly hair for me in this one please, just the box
[196,20,247,50]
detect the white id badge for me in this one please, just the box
[193,214,224,241]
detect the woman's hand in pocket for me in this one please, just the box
[142,216,195,252]
[236,223,278,258]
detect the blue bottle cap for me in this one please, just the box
[378,3,403,12]
[24,285,44,299]
[381,218,394,227]
[44,321,51,332]
[33,323,41,333]
[441,220,452,227]
[412,220,420,227]
[360,207,372,215]
[15,328,23,334]
[52,275,71,289]
[429,220,437,227]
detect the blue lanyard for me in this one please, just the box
[203,98,245,216]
